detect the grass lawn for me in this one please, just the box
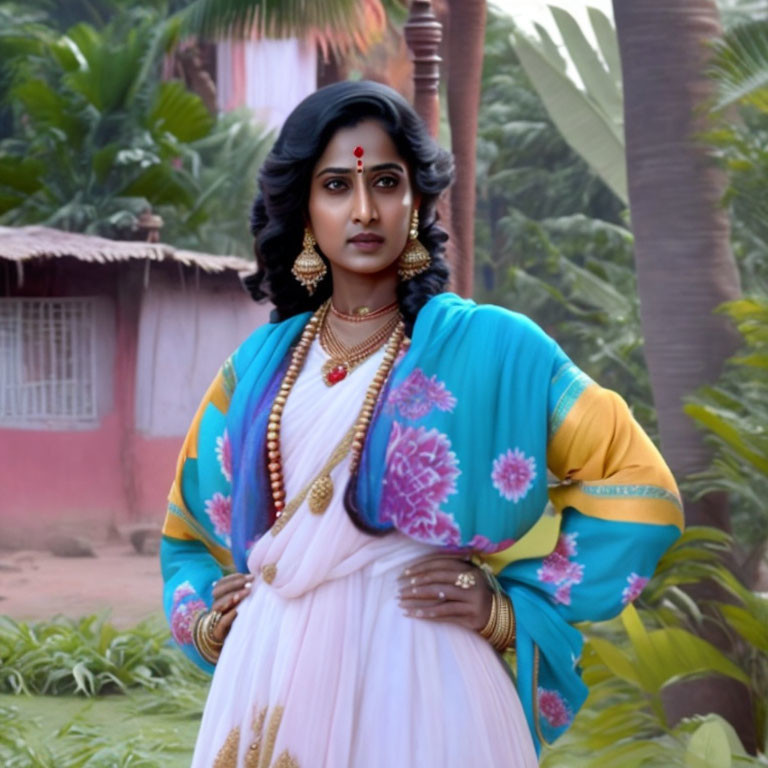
[1,689,203,766]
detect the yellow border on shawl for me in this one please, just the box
[547,384,683,531]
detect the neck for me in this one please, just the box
[329,264,399,315]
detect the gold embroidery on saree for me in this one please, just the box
[245,706,268,767]
[213,726,240,768]
[214,704,299,767]
[261,563,277,584]
[273,751,299,768]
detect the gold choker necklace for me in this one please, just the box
[330,300,399,322]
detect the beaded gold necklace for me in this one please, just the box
[267,300,407,522]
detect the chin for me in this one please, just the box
[334,254,399,276]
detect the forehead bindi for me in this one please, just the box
[317,122,403,170]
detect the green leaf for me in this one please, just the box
[719,604,768,650]
[587,7,622,86]
[588,637,641,686]
[510,30,627,202]
[549,6,623,122]
[620,605,750,692]
[148,81,213,143]
[72,662,95,697]
[686,719,733,768]
[683,403,768,474]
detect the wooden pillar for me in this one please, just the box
[404,1,442,139]
[404,1,459,288]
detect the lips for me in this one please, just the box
[348,232,384,244]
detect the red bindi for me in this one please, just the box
[353,146,364,158]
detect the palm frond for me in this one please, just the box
[709,20,768,112]
[180,0,387,56]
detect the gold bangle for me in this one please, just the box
[492,595,516,651]
[479,592,517,652]
[488,594,509,650]
[479,591,498,640]
[193,610,222,665]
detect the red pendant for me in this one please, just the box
[325,364,348,385]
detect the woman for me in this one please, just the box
[161,81,683,767]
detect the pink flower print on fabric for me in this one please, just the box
[491,448,536,503]
[464,534,517,554]
[387,369,457,420]
[622,573,649,605]
[538,688,572,729]
[171,581,196,607]
[171,598,206,645]
[205,492,232,538]
[554,532,577,558]
[554,582,572,606]
[215,430,232,483]
[381,422,462,546]
[170,581,206,646]
[537,533,584,605]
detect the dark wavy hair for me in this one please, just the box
[244,80,455,335]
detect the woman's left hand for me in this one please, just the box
[397,555,492,632]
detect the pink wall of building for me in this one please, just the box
[0,258,268,548]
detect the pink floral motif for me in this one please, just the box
[205,492,232,538]
[215,430,232,483]
[537,533,584,605]
[538,554,584,586]
[464,534,517,554]
[538,688,572,728]
[554,532,578,558]
[387,369,457,420]
[172,581,196,607]
[554,583,572,606]
[381,422,461,546]
[171,598,206,645]
[170,581,205,646]
[491,448,537,503]
[621,573,649,605]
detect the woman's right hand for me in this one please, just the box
[209,573,254,643]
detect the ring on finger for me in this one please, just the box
[455,571,477,589]
[438,590,446,600]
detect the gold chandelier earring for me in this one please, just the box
[292,228,327,295]
[397,209,431,281]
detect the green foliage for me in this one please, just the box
[685,298,768,551]
[0,614,208,696]
[684,19,768,555]
[1,711,192,768]
[0,3,271,256]
[543,529,768,765]
[510,6,627,202]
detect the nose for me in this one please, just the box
[351,179,378,226]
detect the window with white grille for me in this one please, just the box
[0,298,97,425]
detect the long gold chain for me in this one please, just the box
[266,300,407,524]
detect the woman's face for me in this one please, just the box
[308,119,419,279]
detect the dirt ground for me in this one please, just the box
[0,542,164,627]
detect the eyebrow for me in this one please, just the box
[315,162,405,177]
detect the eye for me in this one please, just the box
[324,178,349,192]
[374,175,399,189]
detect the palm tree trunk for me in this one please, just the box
[445,0,486,298]
[612,0,741,530]
[612,0,753,751]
